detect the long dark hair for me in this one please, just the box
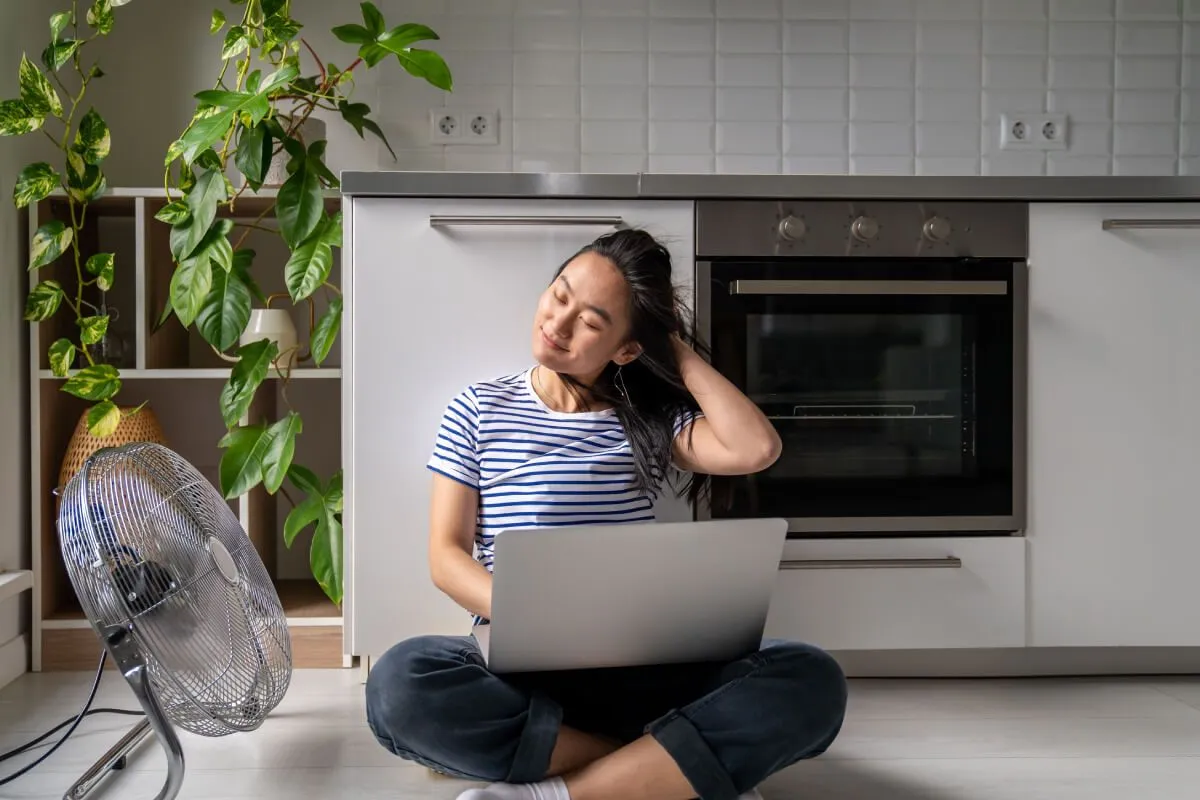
[552,228,711,506]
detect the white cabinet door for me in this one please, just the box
[764,537,1027,651]
[345,198,696,659]
[1028,203,1200,647]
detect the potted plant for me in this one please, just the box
[156,0,452,607]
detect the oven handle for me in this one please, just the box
[429,215,625,228]
[780,557,963,570]
[1102,218,1200,230]
[730,280,1008,296]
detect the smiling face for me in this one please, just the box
[531,250,642,382]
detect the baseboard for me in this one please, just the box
[0,633,29,690]
[830,647,1200,678]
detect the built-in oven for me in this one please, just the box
[694,200,1028,537]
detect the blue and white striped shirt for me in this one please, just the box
[427,368,696,582]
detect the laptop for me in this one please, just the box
[472,517,788,673]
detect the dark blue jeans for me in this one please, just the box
[364,632,847,800]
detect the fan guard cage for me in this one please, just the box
[57,442,292,737]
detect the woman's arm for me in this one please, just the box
[670,338,783,476]
[427,473,493,620]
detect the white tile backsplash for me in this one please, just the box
[379,0,1200,175]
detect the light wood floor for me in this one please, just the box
[3,667,1200,799]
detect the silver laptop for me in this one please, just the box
[472,517,788,673]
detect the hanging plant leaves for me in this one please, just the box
[284,492,323,547]
[62,363,121,402]
[24,280,64,321]
[221,26,250,60]
[49,11,72,41]
[196,264,252,351]
[86,400,122,437]
[85,252,114,291]
[277,151,322,247]
[287,463,322,496]
[170,170,228,261]
[87,0,115,35]
[169,253,213,328]
[210,9,226,34]
[41,39,80,72]
[48,338,75,377]
[0,99,43,136]
[310,499,343,607]
[218,338,277,428]
[28,221,73,271]
[78,314,109,346]
[260,412,303,494]
[234,121,272,190]
[13,163,59,209]
[173,108,235,166]
[284,211,340,301]
[338,100,395,160]
[75,108,111,164]
[218,423,269,498]
[65,150,106,203]
[19,55,62,118]
[153,200,189,225]
[309,296,342,366]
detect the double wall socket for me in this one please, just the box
[429,108,499,145]
[1000,112,1069,151]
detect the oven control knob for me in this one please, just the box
[850,215,880,242]
[923,215,952,243]
[777,215,806,242]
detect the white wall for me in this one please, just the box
[0,1,58,684]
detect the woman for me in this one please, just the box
[365,230,847,800]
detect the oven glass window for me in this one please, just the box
[706,259,1017,530]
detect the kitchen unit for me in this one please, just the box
[341,173,1200,675]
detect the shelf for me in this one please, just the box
[0,570,33,604]
[39,368,341,380]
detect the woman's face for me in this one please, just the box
[531,251,641,380]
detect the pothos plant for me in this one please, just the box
[7,1,133,434]
[155,0,451,607]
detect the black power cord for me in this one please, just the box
[0,649,145,787]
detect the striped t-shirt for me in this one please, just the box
[427,368,696,588]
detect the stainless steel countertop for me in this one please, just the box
[340,171,1200,201]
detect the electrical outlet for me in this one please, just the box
[1000,112,1069,151]
[428,108,499,146]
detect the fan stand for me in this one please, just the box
[63,625,186,800]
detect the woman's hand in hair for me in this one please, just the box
[669,336,783,476]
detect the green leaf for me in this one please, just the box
[28,221,72,270]
[154,200,189,225]
[218,338,277,428]
[277,156,322,248]
[50,11,72,41]
[379,22,440,51]
[311,499,343,606]
[24,280,64,321]
[185,217,235,274]
[391,48,453,92]
[169,254,213,328]
[338,100,395,160]
[171,169,227,260]
[361,2,385,36]
[175,108,235,165]
[287,463,322,495]
[261,412,303,494]
[310,296,342,366]
[0,100,43,136]
[221,25,249,59]
[232,248,266,303]
[193,89,270,126]
[62,364,121,402]
[263,15,302,45]
[217,423,269,498]
[48,338,75,376]
[196,264,252,351]
[234,121,272,189]
[65,150,106,203]
[78,315,109,346]
[263,0,287,17]
[41,39,80,72]
[85,253,114,291]
[86,0,115,35]
[284,493,322,547]
[210,9,226,34]
[86,400,122,437]
[19,55,62,118]
[13,162,59,209]
[284,211,341,301]
[331,24,372,45]
[75,108,111,164]
[257,62,299,95]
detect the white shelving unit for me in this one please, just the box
[0,570,34,605]
[27,188,346,670]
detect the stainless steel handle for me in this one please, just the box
[780,556,963,570]
[1102,219,1200,230]
[429,215,624,227]
[730,280,1008,296]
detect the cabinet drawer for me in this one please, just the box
[764,537,1026,651]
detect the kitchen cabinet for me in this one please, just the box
[343,198,695,661]
[1027,203,1200,647]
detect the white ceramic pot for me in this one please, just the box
[258,116,326,188]
[218,308,299,369]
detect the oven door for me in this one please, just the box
[696,257,1027,536]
